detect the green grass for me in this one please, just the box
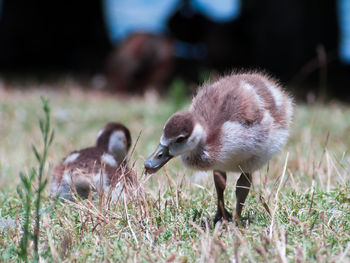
[0,82,350,262]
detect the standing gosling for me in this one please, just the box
[144,72,293,224]
[51,122,137,200]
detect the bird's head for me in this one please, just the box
[144,112,204,174]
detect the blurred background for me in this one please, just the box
[0,0,349,100]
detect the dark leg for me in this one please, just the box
[213,170,232,225]
[235,172,251,221]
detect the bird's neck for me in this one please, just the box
[181,140,211,170]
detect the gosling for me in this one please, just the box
[144,72,293,224]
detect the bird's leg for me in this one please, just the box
[235,172,251,221]
[213,170,232,225]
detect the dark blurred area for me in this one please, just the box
[106,33,174,94]
[0,0,349,100]
[0,1,111,73]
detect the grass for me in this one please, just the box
[16,97,54,261]
[0,80,350,262]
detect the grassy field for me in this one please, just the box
[0,81,350,262]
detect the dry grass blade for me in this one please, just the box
[269,152,289,239]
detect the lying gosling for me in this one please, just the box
[51,122,137,200]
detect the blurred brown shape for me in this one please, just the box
[106,33,174,94]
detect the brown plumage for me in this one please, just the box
[164,112,194,139]
[189,73,290,130]
[50,122,138,200]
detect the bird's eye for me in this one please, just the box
[175,137,185,143]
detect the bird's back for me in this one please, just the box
[188,72,293,172]
[190,72,293,130]
[51,147,136,199]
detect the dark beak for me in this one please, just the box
[144,143,173,174]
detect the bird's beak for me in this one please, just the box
[144,143,173,174]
